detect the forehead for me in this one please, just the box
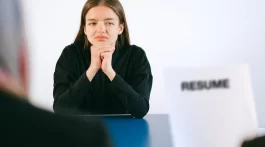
[86,5,119,21]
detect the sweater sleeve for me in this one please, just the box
[108,48,153,118]
[53,46,92,114]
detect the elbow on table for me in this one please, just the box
[131,104,150,118]
[53,101,64,114]
[52,100,71,115]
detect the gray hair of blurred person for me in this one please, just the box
[0,0,24,81]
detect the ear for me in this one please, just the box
[118,23,124,35]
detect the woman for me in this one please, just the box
[53,0,153,118]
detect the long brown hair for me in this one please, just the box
[74,0,130,49]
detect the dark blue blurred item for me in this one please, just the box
[80,114,173,147]
[103,115,150,147]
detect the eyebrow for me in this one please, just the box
[86,18,115,21]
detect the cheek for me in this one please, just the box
[85,27,95,36]
[108,29,119,40]
[85,27,96,41]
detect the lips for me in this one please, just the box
[95,36,107,40]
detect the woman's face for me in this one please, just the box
[84,5,124,46]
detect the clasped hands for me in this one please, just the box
[87,42,116,81]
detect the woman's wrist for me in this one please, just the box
[104,68,116,81]
[86,66,99,81]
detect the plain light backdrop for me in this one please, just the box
[22,0,265,127]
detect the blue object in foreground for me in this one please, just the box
[102,114,173,147]
[103,115,150,147]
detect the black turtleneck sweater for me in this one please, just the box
[53,42,153,118]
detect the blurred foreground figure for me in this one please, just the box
[0,0,112,147]
[242,136,265,147]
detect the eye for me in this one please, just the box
[88,22,96,26]
[106,22,114,25]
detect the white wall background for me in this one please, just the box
[22,0,265,127]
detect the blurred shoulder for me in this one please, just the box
[241,136,265,147]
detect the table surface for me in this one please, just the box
[102,114,173,147]
[80,114,265,147]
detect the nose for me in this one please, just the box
[96,21,106,34]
